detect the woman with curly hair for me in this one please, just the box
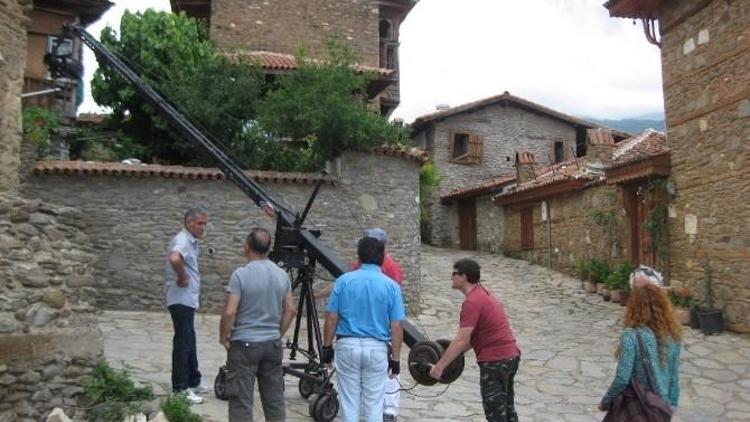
[598,266,683,414]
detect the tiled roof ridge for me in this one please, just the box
[412,91,624,136]
[611,128,665,159]
[223,49,393,76]
[32,161,338,185]
[441,174,516,200]
[608,129,668,169]
[373,145,429,164]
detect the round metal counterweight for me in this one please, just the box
[407,340,444,386]
[436,339,465,384]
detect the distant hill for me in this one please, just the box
[587,117,666,135]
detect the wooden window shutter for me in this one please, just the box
[468,134,483,164]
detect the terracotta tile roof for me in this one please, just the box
[412,91,630,139]
[498,157,601,197]
[31,161,338,185]
[441,175,515,203]
[224,50,394,77]
[372,146,429,164]
[495,129,669,204]
[608,129,668,169]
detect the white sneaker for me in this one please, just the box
[181,388,204,405]
[191,383,211,395]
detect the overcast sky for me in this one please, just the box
[79,0,664,122]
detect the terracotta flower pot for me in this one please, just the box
[596,283,606,295]
[585,281,597,293]
[610,289,622,303]
[674,308,690,326]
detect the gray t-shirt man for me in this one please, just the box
[226,260,291,342]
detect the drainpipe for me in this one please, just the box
[543,201,552,268]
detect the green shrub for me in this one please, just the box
[588,259,611,284]
[418,163,440,226]
[606,262,634,290]
[577,259,591,281]
[161,394,202,422]
[83,362,154,422]
[22,106,59,158]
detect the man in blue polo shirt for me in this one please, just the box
[321,236,405,422]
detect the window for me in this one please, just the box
[554,141,565,163]
[521,207,534,249]
[385,44,396,70]
[379,19,393,40]
[47,36,74,56]
[450,131,483,164]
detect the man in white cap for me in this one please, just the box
[315,227,404,421]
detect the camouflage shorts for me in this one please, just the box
[478,356,520,422]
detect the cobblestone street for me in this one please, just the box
[99,245,750,421]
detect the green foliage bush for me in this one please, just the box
[22,107,59,158]
[161,394,201,422]
[257,40,409,164]
[588,259,611,284]
[83,362,154,422]
[91,11,406,171]
[92,10,265,166]
[605,262,634,290]
[418,163,440,225]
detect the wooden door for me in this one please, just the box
[624,185,657,268]
[458,199,477,250]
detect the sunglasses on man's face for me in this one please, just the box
[452,271,464,277]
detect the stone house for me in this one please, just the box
[170,0,417,115]
[497,129,670,277]
[604,0,749,332]
[411,91,627,251]
[22,0,112,118]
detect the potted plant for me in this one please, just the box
[608,262,634,304]
[577,259,591,291]
[589,260,611,295]
[696,262,724,335]
[669,287,693,326]
[581,260,598,293]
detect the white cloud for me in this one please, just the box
[394,0,663,121]
[78,0,664,122]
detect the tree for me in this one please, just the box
[257,40,409,163]
[91,10,264,165]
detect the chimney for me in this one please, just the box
[586,128,615,170]
[515,151,536,184]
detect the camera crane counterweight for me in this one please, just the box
[49,23,464,421]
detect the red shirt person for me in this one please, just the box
[315,228,403,299]
[430,258,520,422]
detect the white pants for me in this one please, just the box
[383,375,400,416]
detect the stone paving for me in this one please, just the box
[99,245,750,421]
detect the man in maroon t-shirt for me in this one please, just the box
[430,258,520,422]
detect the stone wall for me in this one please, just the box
[0,194,103,420]
[211,0,380,67]
[433,194,504,253]
[0,0,26,192]
[23,151,422,312]
[503,185,630,275]
[416,103,577,247]
[658,0,750,332]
